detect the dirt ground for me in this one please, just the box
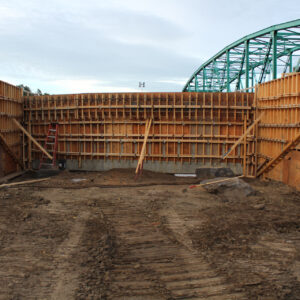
[0,169,299,299]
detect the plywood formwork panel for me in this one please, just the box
[24,92,254,172]
[256,72,300,189]
[0,80,23,176]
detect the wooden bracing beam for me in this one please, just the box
[12,118,53,160]
[0,177,48,189]
[190,175,244,189]
[257,132,300,177]
[135,118,152,175]
[256,157,269,173]
[222,113,264,160]
[0,132,24,169]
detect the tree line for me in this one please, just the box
[16,84,50,96]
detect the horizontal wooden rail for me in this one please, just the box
[255,72,300,189]
[257,132,300,177]
[24,91,255,171]
[0,80,23,176]
[31,149,243,159]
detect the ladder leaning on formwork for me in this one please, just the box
[257,132,300,177]
[39,123,59,169]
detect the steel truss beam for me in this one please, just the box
[183,19,300,92]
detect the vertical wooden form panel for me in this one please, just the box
[0,80,23,176]
[256,72,300,190]
[23,92,254,170]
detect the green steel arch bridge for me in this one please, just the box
[183,19,300,92]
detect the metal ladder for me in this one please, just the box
[39,123,59,169]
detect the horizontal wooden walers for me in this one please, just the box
[33,137,250,143]
[29,120,246,125]
[259,124,300,127]
[24,92,255,170]
[0,95,23,103]
[24,105,253,110]
[30,149,242,159]
[0,80,23,176]
[256,93,300,100]
[255,72,300,188]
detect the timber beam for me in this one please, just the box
[0,132,24,169]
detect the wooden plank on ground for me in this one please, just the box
[0,171,26,184]
[190,175,244,189]
[0,177,49,189]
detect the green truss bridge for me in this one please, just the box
[183,19,300,92]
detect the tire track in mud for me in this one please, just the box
[50,211,90,300]
[100,196,246,299]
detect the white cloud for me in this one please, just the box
[49,79,140,94]
[0,4,26,30]
[0,0,299,93]
[156,79,187,86]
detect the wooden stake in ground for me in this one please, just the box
[12,118,53,160]
[135,118,152,176]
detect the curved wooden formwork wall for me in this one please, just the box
[23,92,254,174]
[0,80,23,177]
[256,72,300,190]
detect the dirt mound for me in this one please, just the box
[201,177,255,201]
[189,179,300,299]
[0,172,299,299]
[14,168,198,189]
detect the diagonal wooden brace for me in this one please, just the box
[135,118,152,175]
[0,132,24,169]
[12,118,53,160]
[257,132,300,177]
[222,113,264,160]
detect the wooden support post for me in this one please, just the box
[243,117,247,176]
[222,113,264,160]
[254,119,258,177]
[28,120,32,168]
[22,131,25,171]
[12,118,53,160]
[135,118,152,175]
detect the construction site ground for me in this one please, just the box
[0,169,299,299]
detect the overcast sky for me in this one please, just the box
[0,0,299,94]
